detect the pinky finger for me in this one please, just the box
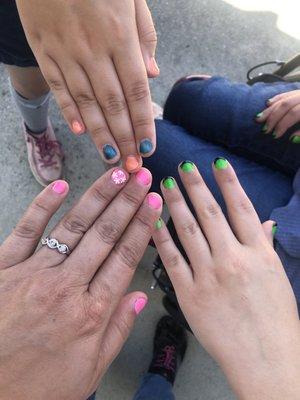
[152,218,193,293]
[262,220,277,246]
[41,56,85,135]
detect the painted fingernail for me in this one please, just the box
[150,57,160,75]
[266,99,273,106]
[291,136,300,144]
[52,180,67,194]
[256,112,263,119]
[180,160,195,173]
[261,123,268,133]
[134,297,148,315]
[103,144,117,160]
[111,168,127,185]
[72,120,84,135]
[155,218,163,230]
[139,139,153,155]
[136,169,151,186]
[147,193,162,210]
[272,223,278,236]
[214,157,228,170]
[272,131,277,139]
[125,156,140,172]
[162,177,176,189]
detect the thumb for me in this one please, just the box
[135,0,159,78]
[99,292,148,370]
[262,220,277,247]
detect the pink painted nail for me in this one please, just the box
[72,120,84,135]
[136,169,151,186]
[52,180,67,194]
[134,297,148,315]
[111,168,127,185]
[147,193,162,210]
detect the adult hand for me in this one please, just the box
[256,90,300,144]
[0,168,162,400]
[153,159,300,400]
[16,0,159,171]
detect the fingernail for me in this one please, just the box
[214,157,228,170]
[139,139,153,155]
[162,177,176,189]
[134,297,148,315]
[261,123,268,133]
[266,99,273,106]
[52,180,67,194]
[125,156,140,173]
[272,131,277,139]
[291,136,300,144]
[111,168,127,185]
[272,223,278,236]
[256,112,263,119]
[147,193,162,210]
[150,57,160,75]
[180,160,195,173]
[72,120,84,135]
[155,218,163,230]
[103,144,118,160]
[136,169,151,186]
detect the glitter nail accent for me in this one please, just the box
[111,169,127,185]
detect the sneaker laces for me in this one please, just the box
[153,344,176,373]
[30,133,63,168]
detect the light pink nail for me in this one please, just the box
[111,169,127,185]
[72,120,84,135]
[136,169,151,186]
[147,194,162,210]
[52,180,67,194]
[134,297,148,315]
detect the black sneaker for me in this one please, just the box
[163,295,192,333]
[148,316,187,385]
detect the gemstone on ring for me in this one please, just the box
[41,237,70,256]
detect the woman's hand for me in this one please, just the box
[16,0,159,171]
[153,159,300,400]
[0,168,162,400]
[256,90,300,143]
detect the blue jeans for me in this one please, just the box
[133,373,175,400]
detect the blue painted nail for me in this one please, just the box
[140,139,153,154]
[103,144,117,160]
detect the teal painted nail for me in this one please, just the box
[180,160,195,173]
[214,157,228,170]
[291,136,300,144]
[162,177,176,189]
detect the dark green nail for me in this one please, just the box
[291,136,300,144]
[261,124,268,133]
[163,177,176,189]
[155,218,163,230]
[180,160,195,173]
[272,223,278,236]
[214,157,228,170]
[256,112,263,119]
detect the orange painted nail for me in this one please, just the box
[125,156,140,172]
[72,121,84,135]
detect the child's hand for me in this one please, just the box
[256,90,300,144]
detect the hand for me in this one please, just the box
[0,168,162,400]
[153,160,300,400]
[16,0,159,171]
[256,90,300,144]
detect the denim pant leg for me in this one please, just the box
[132,373,175,400]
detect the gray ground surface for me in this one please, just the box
[0,1,299,399]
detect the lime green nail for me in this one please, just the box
[163,177,175,189]
[155,218,163,230]
[214,157,228,170]
[272,223,278,236]
[261,124,268,133]
[272,131,277,139]
[180,161,195,173]
[256,112,263,119]
[291,136,300,144]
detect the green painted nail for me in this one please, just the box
[291,136,300,144]
[214,157,228,170]
[256,112,263,119]
[272,223,278,236]
[180,160,195,173]
[261,123,268,133]
[155,218,163,230]
[272,131,277,139]
[163,177,176,189]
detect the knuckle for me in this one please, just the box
[132,115,153,130]
[180,221,200,237]
[62,214,90,235]
[74,91,96,108]
[202,202,222,219]
[135,213,153,235]
[127,80,150,103]
[93,219,121,245]
[47,77,64,92]
[31,200,50,216]
[232,199,254,214]
[165,253,182,269]
[113,241,140,269]
[91,185,111,204]
[140,27,158,45]
[91,125,109,138]
[102,93,126,116]
[289,107,299,118]
[13,221,39,240]
[120,190,142,208]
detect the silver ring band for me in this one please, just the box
[41,237,71,255]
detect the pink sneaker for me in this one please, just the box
[24,119,64,187]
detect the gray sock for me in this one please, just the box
[10,81,51,134]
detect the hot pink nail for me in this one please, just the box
[147,193,162,210]
[111,168,127,185]
[134,297,148,315]
[72,121,84,135]
[52,180,67,194]
[136,169,151,186]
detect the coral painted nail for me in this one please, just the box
[72,121,84,135]
[111,168,127,185]
[125,156,140,173]
[52,180,68,194]
[134,297,148,315]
